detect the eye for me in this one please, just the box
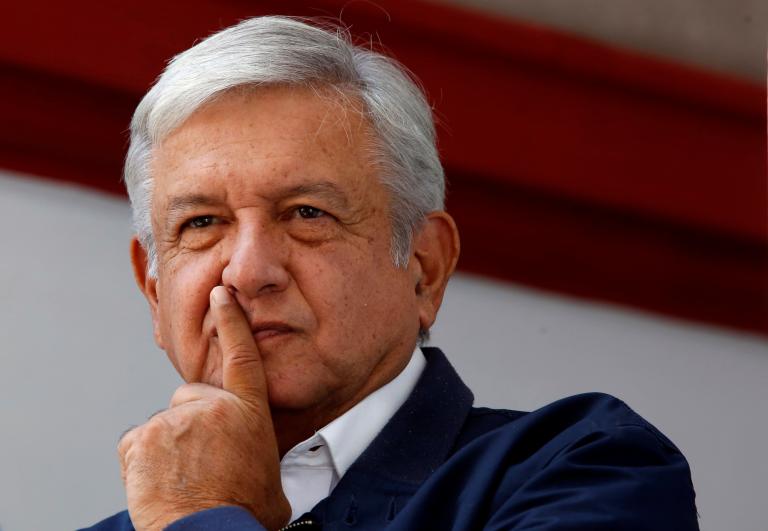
[296,205,326,219]
[185,215,217,229]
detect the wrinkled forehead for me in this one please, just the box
[155,85,377,167]
[148,85,389,215]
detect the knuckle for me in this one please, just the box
[142,414,172,441]
[148,408,166,420]
[226,350,262,375]
[170,382,213,407]
[117,426,138,454]
[208,395,249,426]
[208,393,237,417]
[170,384,192,405]
[225,342,255,360]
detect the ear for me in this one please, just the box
[410,211,460,332]
[130,237,165,349]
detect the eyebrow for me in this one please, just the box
[279,182,350,209]
[163,193,221,231]
[166,194,221,217]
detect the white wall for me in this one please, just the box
[0,170,766,531]
[0,172,182,531]
[432,276,768,531]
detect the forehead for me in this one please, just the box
[150,85,382,209]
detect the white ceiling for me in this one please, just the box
[433,0,767,82]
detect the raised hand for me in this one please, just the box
[118,286,291,531]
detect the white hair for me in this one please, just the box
[125,16,445,277]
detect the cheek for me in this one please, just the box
[309,250,415,340]
[156,256,222,379]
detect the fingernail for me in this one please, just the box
[211,285,230,305]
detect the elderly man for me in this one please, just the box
[84,16,698,531]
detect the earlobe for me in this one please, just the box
[411,212,460,331]
[129,237,165,349]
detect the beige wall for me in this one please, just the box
[434,0,767,82]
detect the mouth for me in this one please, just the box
[209,321,296,343]
[251,322,295,342]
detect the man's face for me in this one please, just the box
[141,86,424,425]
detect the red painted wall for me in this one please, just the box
[1,0,765,333]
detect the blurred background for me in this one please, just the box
[0,1,766,530]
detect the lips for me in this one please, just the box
[208,319,296,342]
[250,322,295,342]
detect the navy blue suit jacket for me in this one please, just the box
[82,347,699,530]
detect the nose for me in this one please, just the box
[221,217,291,299]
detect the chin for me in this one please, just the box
[265,378,325,413]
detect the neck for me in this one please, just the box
[271,410,326,458]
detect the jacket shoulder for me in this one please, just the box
[77,510,133,531]
[402,392,698,530]
[455,391,665,454]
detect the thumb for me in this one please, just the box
[210,286,268,407]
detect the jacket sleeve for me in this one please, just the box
[78,506,267,531]
[484,424,700,530]
[164,506,267,531]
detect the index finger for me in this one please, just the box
[210,286,268,406]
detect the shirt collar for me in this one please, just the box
[307,347,475,525]
[316,347,426,480]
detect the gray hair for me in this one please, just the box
[124,16,444,277]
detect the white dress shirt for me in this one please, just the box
[280,347,427,522]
